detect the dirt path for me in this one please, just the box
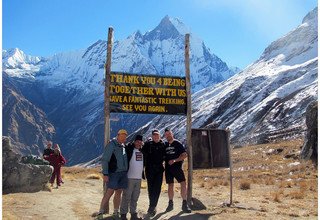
[3,178,217,220]
[3,140,318,219]
[3,176,318,220]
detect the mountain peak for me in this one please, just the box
[3,48,25,59]
[144,15,189,41]
[158,15,190,34]
[3,48,41,69]
[302,7,318,25]
[259,7,317,65]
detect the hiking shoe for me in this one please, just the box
[147,207,156,217]
[112,212,120,219]
[130,213,142,220]
[120,213,127,220]
[182,201,192,213]
[165,201,174,212]
[92,211,104,220]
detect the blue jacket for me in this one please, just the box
[102,139,128,175]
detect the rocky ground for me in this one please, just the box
[2,139,318,219]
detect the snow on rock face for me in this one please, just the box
[260,7,318,66]
[2,16,237,165]
[131,7,318,146]
[3,15,236,93]
[2,48,43,78]
[13,16,235,95]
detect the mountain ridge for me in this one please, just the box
[3,16,238,165]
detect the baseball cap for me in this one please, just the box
[152,129,160,135]
[135,134,143,141]
[164,127,171,132]
[118,129,128,135]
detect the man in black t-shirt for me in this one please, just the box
[141,129,166,217]
[43,141,54,160]
[164,128,191,213]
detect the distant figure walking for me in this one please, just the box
[43,141,54,160]
[46,144,66,188]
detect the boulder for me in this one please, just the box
[2,136,53,194]
[300,101,318,164]
[21,155,50,165]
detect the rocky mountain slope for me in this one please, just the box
[2,16,238,165]
[130,7,318,146]
[2,74,55,155]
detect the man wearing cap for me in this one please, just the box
[141,129,166,217]
[120,135,144,220]
[95,129,129,218]
[164,128,191,213]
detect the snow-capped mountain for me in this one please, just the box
[2,16,237,165]
[2,48,44,78]
[130,7,318,146]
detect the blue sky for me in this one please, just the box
[3,0,317,69]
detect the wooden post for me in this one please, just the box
[207,130,214,167]
[104,27,113,148]
[103,27,113,194]
[227,129,233,206]
[185,34,193,205]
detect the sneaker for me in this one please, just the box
[147,207,156,217]
[120,213,127,220]
[182,201,191,213]
[112,212,120,219]
[91,211,104,217]
[165,201,174,212]
[130,213,142,220]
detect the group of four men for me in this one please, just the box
[96,128,191,219]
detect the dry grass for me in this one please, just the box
[3,138,318,220]
[239,180,251,190]
[43,183,52,192]
[265,177,275,185]
[71,199,91,220]
[299,181,308,192]
[86,174,101,180]
[2,212,19,220]
[288,190,305,199]
[222,180,229,186]
[271,188,284,203]
[273,192,281,203]
[62,167,101,180]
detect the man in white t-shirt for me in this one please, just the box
[120,135,144,220]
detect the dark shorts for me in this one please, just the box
[165,165,186,184]
[107,171,128,189]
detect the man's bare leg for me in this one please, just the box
[168,183,174,200]
[113,189,123,209]
[180,181,187,200]
[166,183,174,212]
[100,188,115,214]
